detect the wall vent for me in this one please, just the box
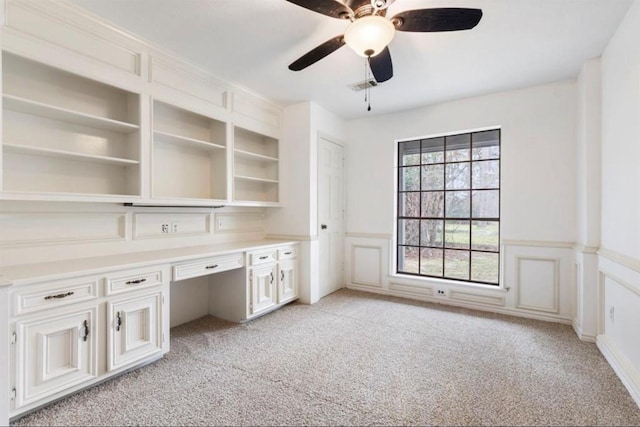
[348,79,378,92]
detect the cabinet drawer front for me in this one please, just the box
[13,278,99,317]
[173,253,244,281]
[249,250,276,266]
[278,246,297,260]
[105,267,165,296]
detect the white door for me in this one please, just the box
[278,260,298,304]
[318,137,345,298]
[250,264,277,314]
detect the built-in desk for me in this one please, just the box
[0,239,299,422]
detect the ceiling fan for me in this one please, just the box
[286,0,483,83]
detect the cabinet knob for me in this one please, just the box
[116,311,122,332]
[81,320,89,342]
[321,224,327,230]
[44,291,74,300]
[125,278,147,285]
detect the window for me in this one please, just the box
[396,129,500,285]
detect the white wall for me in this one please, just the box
[344,80,578,323]
[597,0,640,408]
[266,101,347,303]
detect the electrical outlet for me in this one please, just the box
[161,224,169,233]
[610,306,615,323]
[172,223,178,233]
[437,289,445,295]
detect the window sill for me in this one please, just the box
[390,272,508,292]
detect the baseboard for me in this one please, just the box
[597,335,640,409]
[345,283,573,325]
[572,319,596,343]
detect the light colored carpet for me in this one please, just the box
[13,289,640,426]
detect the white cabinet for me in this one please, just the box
[9,265,169,416]
[1,52,141,200]
[250,264,277,315]
[14,306,98,409]
[278,259,297,304]
[107,292,163,372]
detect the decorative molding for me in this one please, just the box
[0,212,126,247]
[4,0,142,76]
[598,248,640,274]
[597,335,640,409]
[502,239,575,249]
[346,283,573,324]
[515,256,560,314]
[572,320,596,343]
[574,244,599,254]
[351,245,383,288]
[150,55,228,110]
[599,268,640,297]
[214,212,264,234]
[449,290,505,307]
[231,91,281,135]
[346,232,393,240]
[266,234,317,242]
[389,282,433,297]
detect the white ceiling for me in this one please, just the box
[70,0,633,120]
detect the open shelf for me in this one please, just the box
[4,143,140,166]
[233,148,278,162]
[154,130,225,152]
[234,175,279,184]
[3,94,139,134]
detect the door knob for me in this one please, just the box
[321,224,327,230]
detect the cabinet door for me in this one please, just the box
[250,264,277,315]
[15,307,97,408]
[278,260,298,304]
[107,292,162,372]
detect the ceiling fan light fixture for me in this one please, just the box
[344,15,395,57]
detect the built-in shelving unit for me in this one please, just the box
[1,52,142,198]
[233,126,279,204]
[152,100,227,201]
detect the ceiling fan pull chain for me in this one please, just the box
[366,56,372,111]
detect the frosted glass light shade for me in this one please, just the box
[344,15,395,57]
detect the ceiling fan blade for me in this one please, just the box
[289,35,345,71]
[285,0,353,19]
[369,47,393,83]
[391,8,483,32]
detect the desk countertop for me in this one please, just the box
[1,239,297,285]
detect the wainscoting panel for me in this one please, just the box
[515,256,559,313]
[597,252,640,408]
[215,212,264,234]
[450,290,506,306]
[0,212,126,246]
[133,212,211,239]
[351,245,382,288]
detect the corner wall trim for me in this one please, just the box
[599,248,640,274]
[597,335,640,409]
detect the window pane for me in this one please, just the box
[445,163,470,189]
[421,165,444,190]
[421,220,443,247]
[472,130,500,160]
[421,137,444,164]
[445,191,470,218]
[400,167,420,191]
[398,219,419,245]
[445,249,469,280]
[471,220,499,251]
[445,220,470,249]
[399,192,420,217]
[472,160,499,189]
[420,248,443,276]
[421,192,444,217]
[472,190,499,218]
[446,134,470,162]
[398,246,419,274]
[400,140,421,165]
[471,251,499,284]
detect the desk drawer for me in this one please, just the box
[173,253,244,281]
[249,250,276,266]
[104,266,165,296]
[13,277,99,317]
[278,246,297,260]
